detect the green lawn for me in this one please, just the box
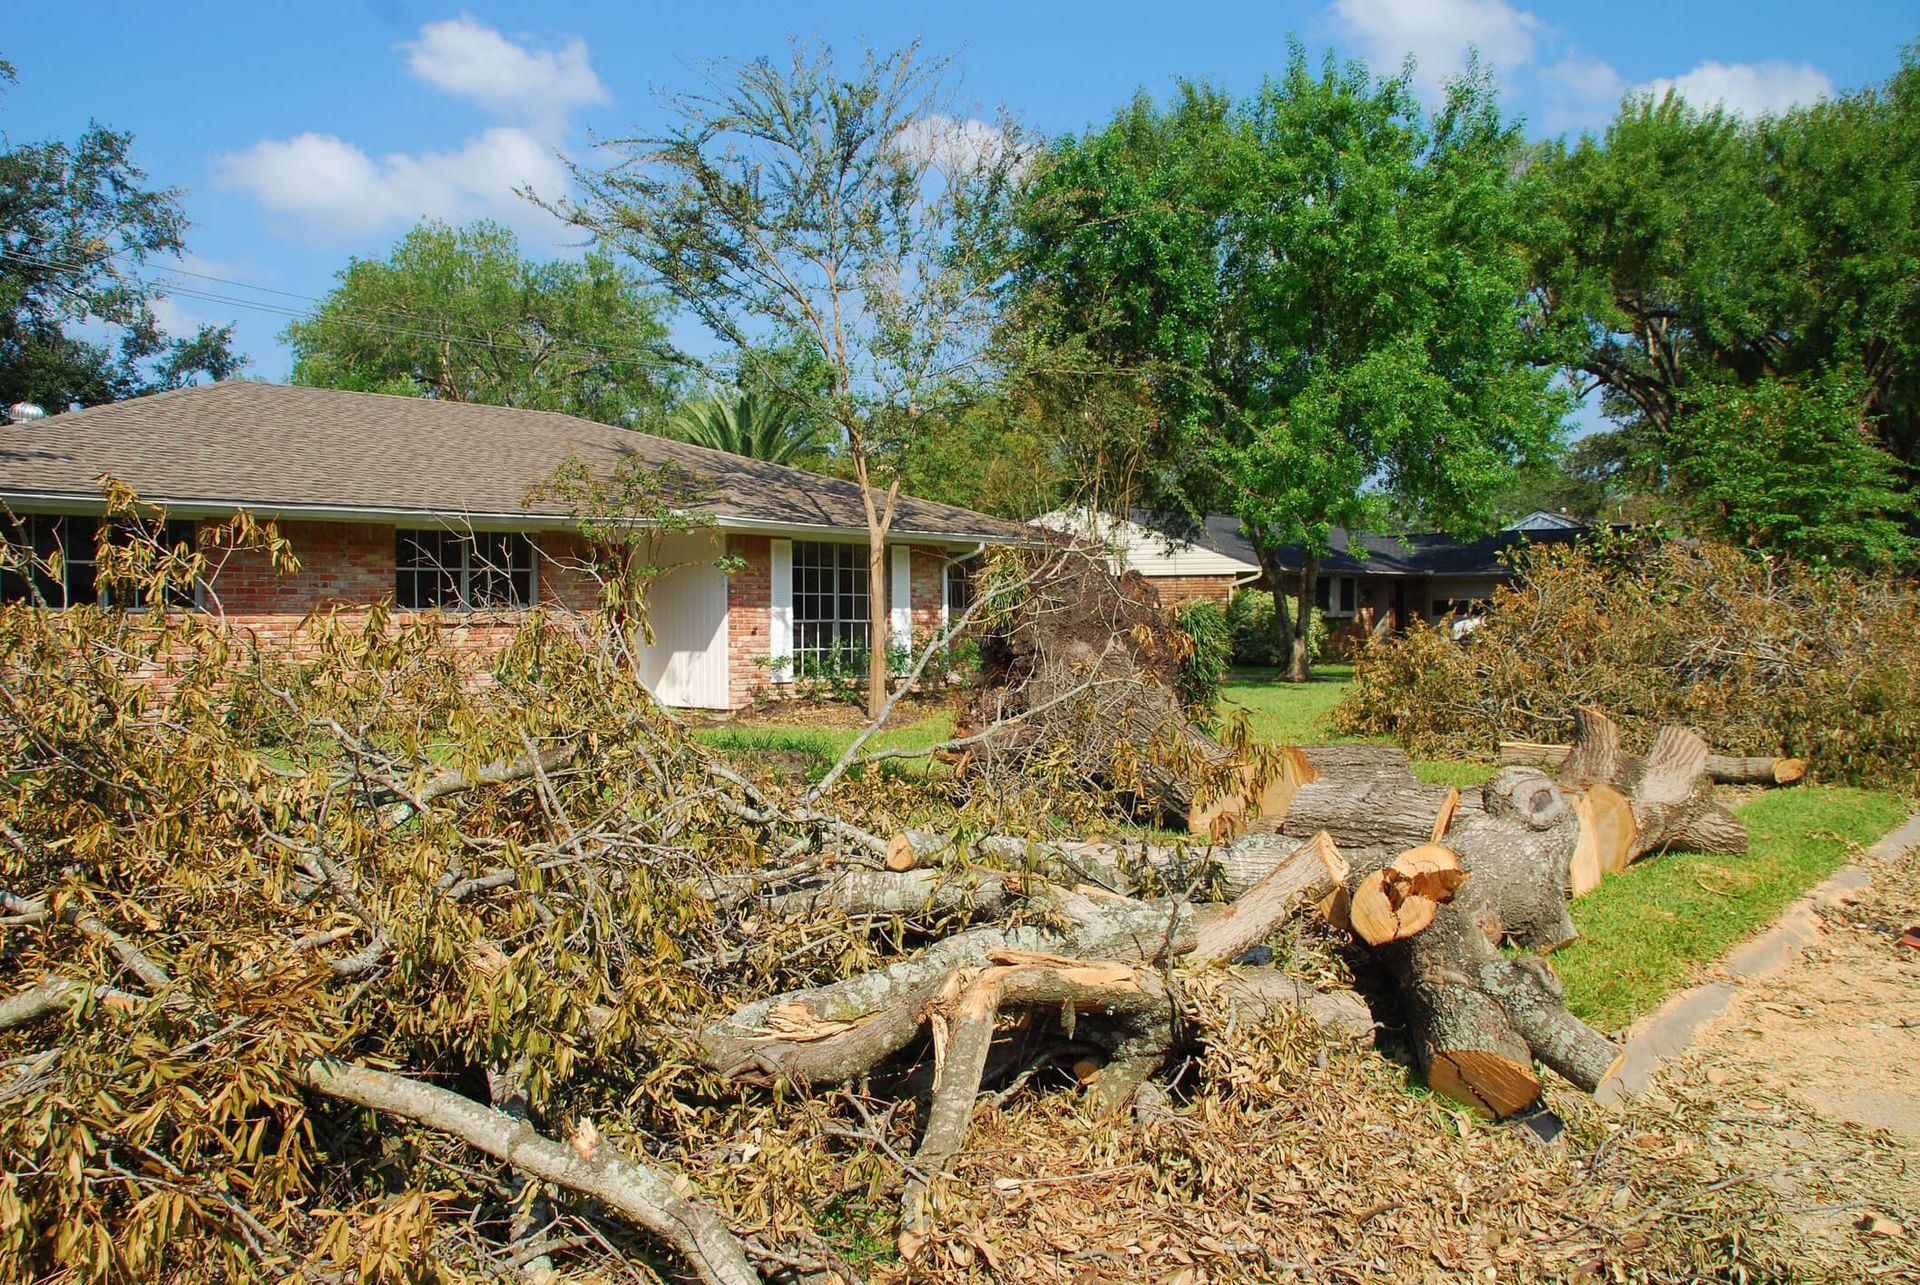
[1553,786,1911,1032]
[1219,667,1491,786]
[693,708,957,781]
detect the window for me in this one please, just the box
[791,540,869,672]
[1313,575,1358,618]
[396,530,535,610]
[2,514,97,607]
[944,557,974,619]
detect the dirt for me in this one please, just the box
[1628,822,1920,1258]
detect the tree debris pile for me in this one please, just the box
[0,496,1861,1285]
[1333,533,1920,789]
[962,544,1288,836]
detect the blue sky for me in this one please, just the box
[6,2,1916,382]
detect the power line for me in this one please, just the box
[1,247,698,374]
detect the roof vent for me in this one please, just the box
[3,402,49,425]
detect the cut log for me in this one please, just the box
[1581,783,1637,876]
[1187,832,1339,965]
[1347,845,1468,947]
[1281,779,1458,852]
[1553,710,1747,863]
[1299,743,1416,783]
[1499,739,1807,787]
[1247,745,1317,823]
[1430,787,1461,843]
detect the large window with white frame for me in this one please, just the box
[395,530,535,610]
[791,540,869,672]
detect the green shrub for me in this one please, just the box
[1175,601,1233,708]
[1333,533,1920,789]
[1225,589,1327,666]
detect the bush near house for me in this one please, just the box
[1224,589,1327,667]
[1333,533,1920,790]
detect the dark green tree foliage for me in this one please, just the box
[285,219,684,427]
[1667,373,1913,566]
[0,61,242,409]
[1526,47,1920,551]
[1018,49,1560,679]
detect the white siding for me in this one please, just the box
[635,532,730,708]
[1031,509,1258,578]
[768,538,794,682]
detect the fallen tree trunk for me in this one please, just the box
[1553,708,1747,858]
[1280,779,1457,852]
[1498,739,1806,787]
[1298,743,1416,783]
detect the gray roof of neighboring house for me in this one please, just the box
[0,381,1024,545]
[1137,512,1593,579]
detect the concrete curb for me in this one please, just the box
[1594,809,1920,1107]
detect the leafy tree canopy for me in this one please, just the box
[1015,46,1563,676]
[285,219,685,427]
[1525,45,1920,550]
[664,390,826,466]
[0,59,242,410]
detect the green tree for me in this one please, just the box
[0,60,242,410]
[1665,372,1912,566]
[556,41,1028,717]
[664,390,825,465]
[1018,49,1561,680]
[1525,46,1920,544]
[285,219,684,427]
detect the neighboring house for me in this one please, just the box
[0,381,1019,709]
[1031,508,1261,605]
[1189,513,1594,643]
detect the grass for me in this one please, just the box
[693,708,957,781]
[1218,666,1490,786]
[1553,786,1912,1032]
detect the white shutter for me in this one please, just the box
[890,545,913,653]
[769,538,794,682]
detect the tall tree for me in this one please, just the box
[0,60,242,410]
[557,41,1027,716]
[1018,49,1561,680]
[1525,47,1920,549]
[285,219,684,427]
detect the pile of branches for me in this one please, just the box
[0,497,1814,1284]
[1333,532,1920,788]
[960,543,1288,837]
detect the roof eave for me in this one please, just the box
[0,489,1031,548]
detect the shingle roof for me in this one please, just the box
[0,381,1024,544]
[1168,513,1590,578]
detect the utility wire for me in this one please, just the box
[1,247,698,375]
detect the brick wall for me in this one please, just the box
[910,549,945,640]
[188,519,600,673]
[1146,573,1239,606]
[725,534,773,708]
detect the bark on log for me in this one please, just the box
[1554,710,1747,860]
[1499,740,1806,787]
[1298,743,1416,783]
[1281,779,1458,852]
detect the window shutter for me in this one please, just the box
[890,546,912,653]
[770,539,793,682]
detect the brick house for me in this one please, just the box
[0,381,1022,709]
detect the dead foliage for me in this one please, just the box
[1333,533,1920,790]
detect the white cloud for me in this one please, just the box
[1547,53,1624,104]
[892,114,1028,176]
[216,17,600,241]
[401,14,608,135]
[213,127,569,240]
[1332,0,1539,98]
[1633,60,1833,118]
